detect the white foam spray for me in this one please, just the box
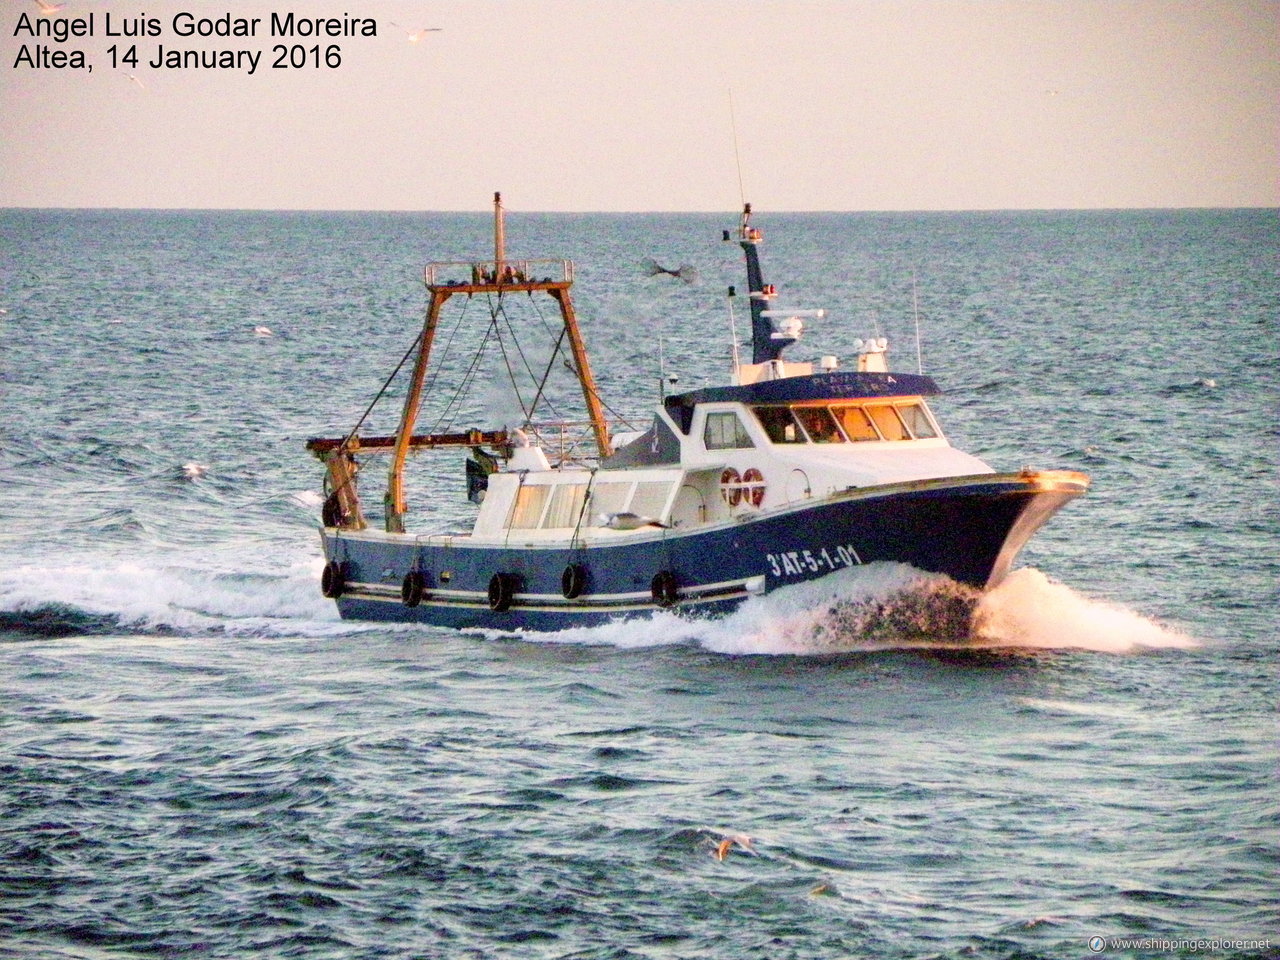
[522,563,1194,656]
[1,547,1193,654]
[971,567,1195,653]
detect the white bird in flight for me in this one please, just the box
[35,0,65,14]
[389,22,443,42]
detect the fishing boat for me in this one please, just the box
[306,196,1089,629]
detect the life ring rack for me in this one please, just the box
[720,467,766,508]
[720,468,742,506]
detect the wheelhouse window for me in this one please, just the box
[833,405,880,441]
[703,412,755,450]
[866,404,910,441]
[751,406,806,443]
[792,407,845,443]
[896,402,938,439]
[752,400,941,444]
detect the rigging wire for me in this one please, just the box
[488,294,531,421]
[419,294,473,417]
[494,291,567,422]
[429,318,495,436]
[339,327,424,449]
[527,326,569,425]
[426,286,641,443]
[729,88,747,208]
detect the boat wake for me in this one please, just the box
[522,563,1194,655]
[0,550,1191,655]
[0,555,350,640]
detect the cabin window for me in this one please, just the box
[543,483,588,529]
[510,485,551,529]
[590,481,633,518]
[896,402,938,439]
[793,407,845,443]
[630,481,673,521]
[703,412,754,450]
[833,405,880,441]
[866,404,910,441]
[752,406,806,443]
[751,401,938,445]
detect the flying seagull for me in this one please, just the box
[35,0,65,14]
[641,257,700,284]
[389,22,443,42]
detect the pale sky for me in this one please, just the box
[2,0,1276,210]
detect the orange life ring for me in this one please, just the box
[720,467,742,506]
[742,468,766,507]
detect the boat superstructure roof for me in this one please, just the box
[664,371,940,428]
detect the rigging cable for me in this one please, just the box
[524,285,639,432]
[527,326,568,426]
[429,317,496,436]
[488,293,531,421]
[494,291,568,422]
[339,327,424,450]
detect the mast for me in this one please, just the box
[493,191,505,268]
[728,203,795,364]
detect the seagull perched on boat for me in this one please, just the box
[388,22,443,42]
[599,512,668,531]
[641,257,700,284]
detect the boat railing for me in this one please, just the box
[423,258,574,288]
[522,420,608,467]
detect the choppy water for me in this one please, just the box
[1,208,1276,959]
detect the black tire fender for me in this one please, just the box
[488,572,518,612]
[650,570,678,607]
[401,570,427,607]
[321,560,346,599]
[561,563,587,600]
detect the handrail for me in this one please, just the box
[423,258,574,287]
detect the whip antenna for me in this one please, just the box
[729,89,746,207]
[912,269,923,375]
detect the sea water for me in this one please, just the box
[0,208,1276,959]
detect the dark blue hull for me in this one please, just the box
[318,472,1086,631]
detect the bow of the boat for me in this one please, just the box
[983,468,1090,588]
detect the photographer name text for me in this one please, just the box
[13,11,378,75]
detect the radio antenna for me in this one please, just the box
[727,285,742,376]
[912,269,923,375]
[729,89,747,207]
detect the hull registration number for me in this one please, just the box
[767,544,863,579]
